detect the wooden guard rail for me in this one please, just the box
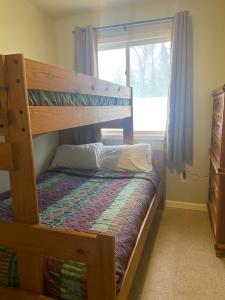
[25,58,131,99]
[0,221,116,300]
[29,106,131,135]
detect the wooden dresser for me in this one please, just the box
[208,85,225,257]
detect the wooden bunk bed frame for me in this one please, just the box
[0,54,165,300]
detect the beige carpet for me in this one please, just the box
[128,208,225,300]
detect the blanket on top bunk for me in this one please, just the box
[28,89,130,106]
[0,168,159,300]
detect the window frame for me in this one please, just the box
[98,37,171,141]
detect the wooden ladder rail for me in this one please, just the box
[0,55,9,138]
[0,55,13,170]
[0,54,43,294]
[0,143,14,170]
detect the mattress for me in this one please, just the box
[0,168,159,299]
[28,89,130,106]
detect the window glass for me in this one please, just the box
[98,48,126,86]
[130,42,171,131]
[98,41,171,133]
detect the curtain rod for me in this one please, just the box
[95,17,174,32]
[73,16,174,33]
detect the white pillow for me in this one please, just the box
[50,143,103,170]
[99,144,152,172]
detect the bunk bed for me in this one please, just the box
[0,54,165,300]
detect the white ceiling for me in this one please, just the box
[29,0,138,18]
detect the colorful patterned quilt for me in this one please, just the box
[0,168,159,299]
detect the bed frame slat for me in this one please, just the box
[0,221,116,300]
[0,221,98,261]
[0,285,54,300]
[30,106,131,135]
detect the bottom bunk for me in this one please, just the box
[0,150,164,300]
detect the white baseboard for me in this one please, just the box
[166,200,207,211]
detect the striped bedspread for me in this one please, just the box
[0,168,159,299]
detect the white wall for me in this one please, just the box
[0,0,59,192]
[53,0,225,203]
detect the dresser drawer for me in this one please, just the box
[211,133,222,162]
[208,201,217,237]
[209,176,220,212]
[209,160,220,212]
[209,87,225,255]
[212,116,223,139]
[210,161,220,190]
[213,93,224,120]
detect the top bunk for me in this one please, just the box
[0,54,132,136]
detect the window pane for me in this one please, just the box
[130,42,171,131]
[98,48,126,85]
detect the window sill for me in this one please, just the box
[102,130,165,141]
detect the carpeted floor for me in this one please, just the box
[128,208,225,300]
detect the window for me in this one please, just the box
[98,23,171,139]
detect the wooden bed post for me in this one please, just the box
[123,88,134,144]
[5,54,43,294]
[123,117,134,144]
[0,55,10,138]
[87,234,116,300]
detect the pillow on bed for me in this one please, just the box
[99,144,152,172]
[50,143,103,170]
